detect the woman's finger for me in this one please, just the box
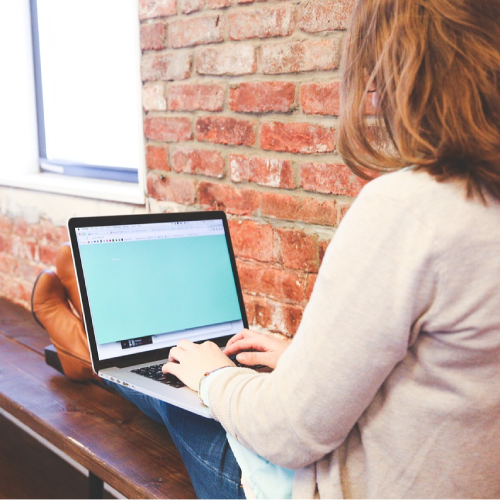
[236,350,275,368]
[162,360,182,377]
[225,333,243,347]
[177,339,196,351]
[226,329,262,347]
[225,330,250,347]
[168,346,187,363]
[224,338,265,356]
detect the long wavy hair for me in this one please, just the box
[338,0,500,201]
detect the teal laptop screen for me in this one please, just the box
[76,219,244,360]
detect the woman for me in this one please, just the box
[33,0,500,497]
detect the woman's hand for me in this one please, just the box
[162,339,235,392]
[224,329,290,369]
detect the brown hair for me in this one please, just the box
[338,0,500,201]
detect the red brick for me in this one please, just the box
[36,222,67,246]
[243,294,271,330]
[18,261,46,282]
[179,0,230,13]
[179,0,203,13]
[229,5,295,40]
[260,122,335,154]
[140,21,167,50]
[25,222,42,241]
[285,307,303,335]
[298,0,355,32]
[305,273,317,300]
[243,294,303,336]
[242,293,260,326]
[230,81,295,113]
[0,216,13,233]
[147,173,196,205]
[11,237,37,260]
[172,148,224,177]
[168,15,224,48]
[141,52,191,81]
[228,220,274,262]
[196,116,256,146]
[38,220,66,245]
[300,162,368,196]
[38,244,58,265]
[144,116,192,142]
[337,200,353,225]
[206,0,231,8]
[230,154,295,189]
[143,82,167,111]
[301,81,340,116]
[0,234,12,254]
[40,224,54,242]
[13,218,29,236]
[55,226,69,245]
[168,83,224,112]
[196,45,256,76]
[319,239,330,264]
[261,192,338,226]
[277,228,319,272]
[0,253,18,274]
[139,0,177,19]
[0,278,32,308]
[261,39,338,74]
[301,81,375,116]
[237,0,267,4]
[199,182,259,215]
[146,144,170,171]
[278,302,303,336]
[237,261,306,303]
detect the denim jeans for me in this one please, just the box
[103,380,246,499]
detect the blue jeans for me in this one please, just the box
[103,380,245,499]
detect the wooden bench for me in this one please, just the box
[0,297,196,499]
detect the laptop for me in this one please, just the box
[67,211,248,418]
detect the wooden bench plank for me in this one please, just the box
[0,299,195,499]
[0,297,49,354]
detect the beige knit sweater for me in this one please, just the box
[209,169,500,498]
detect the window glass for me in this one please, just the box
[33,0,143,182]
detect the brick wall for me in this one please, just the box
[0,216,68,307]
[1,0,370,339]
[141,0,366,337]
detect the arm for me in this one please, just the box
[206,183,439,469]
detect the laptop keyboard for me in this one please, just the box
[132,363,185,388]
[132,355,263,389]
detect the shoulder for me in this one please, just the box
[359,168,448,204]
[344,168,444,233]
[353,167,500,245]
[355,168,467,223]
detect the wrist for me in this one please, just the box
[198,366,233,407]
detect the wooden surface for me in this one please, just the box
[0,298,196,499]
[0,412,114,499]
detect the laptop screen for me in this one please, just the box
[75,218,244,361]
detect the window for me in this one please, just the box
[31,0,144,184]
[0,0,145,204]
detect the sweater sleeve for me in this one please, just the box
[208,181,439,469]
